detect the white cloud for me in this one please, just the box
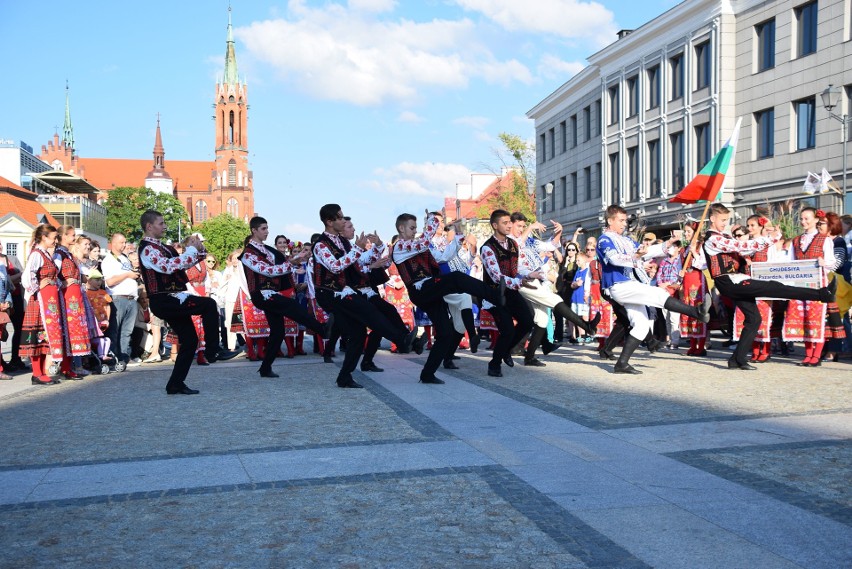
[537,54,586,81]
[398,111,425,123]
[453,0,617,46]
[235,2,532,106]
[348,0,396,12]
[370,161,472,198]
[453,116,491,130]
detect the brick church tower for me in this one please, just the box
[211,7,253,222]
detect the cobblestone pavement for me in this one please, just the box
[0,341,849,568]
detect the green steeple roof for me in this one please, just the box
[63,81,75,149]
[223,7,239,85]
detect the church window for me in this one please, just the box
[228,111,235,144]
[237,170,243,186]
[229,95,235,103]
[227,197,239,217]
[195,200,208,223]
[228,159,237,186]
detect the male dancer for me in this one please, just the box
[138,210,239,394]
[392,211,506,383]
[241,216,332,378]
[509,213,599,366]
[704,203,837,370]
[337,217,419,373]
[597,205,711,374]
[313,204,421,388]
[479,209,536,376]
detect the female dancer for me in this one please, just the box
[679,223,710,357]
[21,224,65,385]
[734,215,775,362]
[54,226,90,379]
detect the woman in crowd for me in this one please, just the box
[734,215,775,362]
[0,239,26,372]
[679,223,710,357]
[555,240,580,341]
[21,224,65,385]
[819,211,848,362]
[185,239,211,365]
[54,225,89,379]
[0,263,12,379]
[221,249,244,352]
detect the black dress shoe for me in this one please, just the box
[212,349,241,362]
[487,367,503,378]
[443,361,459,370]
[727,360,756,370]
[599,350,617,360]
[166,385,200,395]
[258,369,280,378]
[523,357,546,367]
[323,355,334,363]
[420,374,445,384]
[451,355,461,360]
[502,355,515,368]
[360,362,384,372]
[31,375,55,385]
[412,334,427,355]
[542,342,562,356]
[613,363,642,374]
[469,335,480,354]
[337,379,363,388]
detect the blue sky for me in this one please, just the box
[2,0,677,242]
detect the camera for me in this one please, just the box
[576,226,584,233]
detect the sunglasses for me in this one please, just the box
[206,259,215,263]
[566,248,577,252]
[585,248,595,252]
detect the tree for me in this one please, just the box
[194,213,250,266]
[104,187,190,243]
[474,133,537,220]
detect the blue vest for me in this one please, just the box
[597,233,637,290]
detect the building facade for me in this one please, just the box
[38,9,254,225]
[528,0,852,234]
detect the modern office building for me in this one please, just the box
[528,0,852,235]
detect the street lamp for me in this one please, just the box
[821,84,851,214]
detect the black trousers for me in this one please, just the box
[602,289,630,354]
[10,293,24,361]
[149,294,219,389]
[715,275,823,365]
[253,292,324,373]
[362,294,409,365]
[317,290,409,378]
[486,289,534,367]
[408,272,500,377]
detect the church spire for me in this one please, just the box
[223,6,239,85]
[63,80,75,150]
[153,113,165,169]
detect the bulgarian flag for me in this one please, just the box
[670,117,742,204]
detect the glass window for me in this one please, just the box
[795,97,816,150]
[539,133,546,163]
[584,166,592,201]
[797,1,818,57]
[541,185,547,214]
[695,42,711,90]
[595,162,602,198]
[671,132,684,191]
[756,19,776,71]
[6,243,17,259]
[550,180,556,211]
[560,121,567,153]
[584,107,592,141]
[609,152,620,205]
[627,76,639,117]
[695,123,711,167]
[608,86,619,125]
[627,147,639,202]
[549,128,556,159]
[755,108,775,158]
[670,54,684,101]
[647,65,660,109]
[195,200,208,223]
[227,198,239,218]
[560,176,567,208]
[571,172,578,205]
[648,140,660,197]
[571,115,578,148]
[228,159,237,186]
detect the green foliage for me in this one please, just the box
[755,199,804,239]
[473,133,536,221]
[193,214,250,266]
[105,187,190,243]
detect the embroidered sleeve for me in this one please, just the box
[706,233,776,254]
[480,244,522,290]
[598,236,636,269]
[313,241,363,274]
[241,249,292,276]
[431,237,461,263]
[141,245,203,274]
[23,251,44,295]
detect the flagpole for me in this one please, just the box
[678,200,713,279]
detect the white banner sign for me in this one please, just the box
[750,259,823,299]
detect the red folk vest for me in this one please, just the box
[481,236,518,288]
[703,231,744,279]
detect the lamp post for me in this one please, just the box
[821,84,851,214]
